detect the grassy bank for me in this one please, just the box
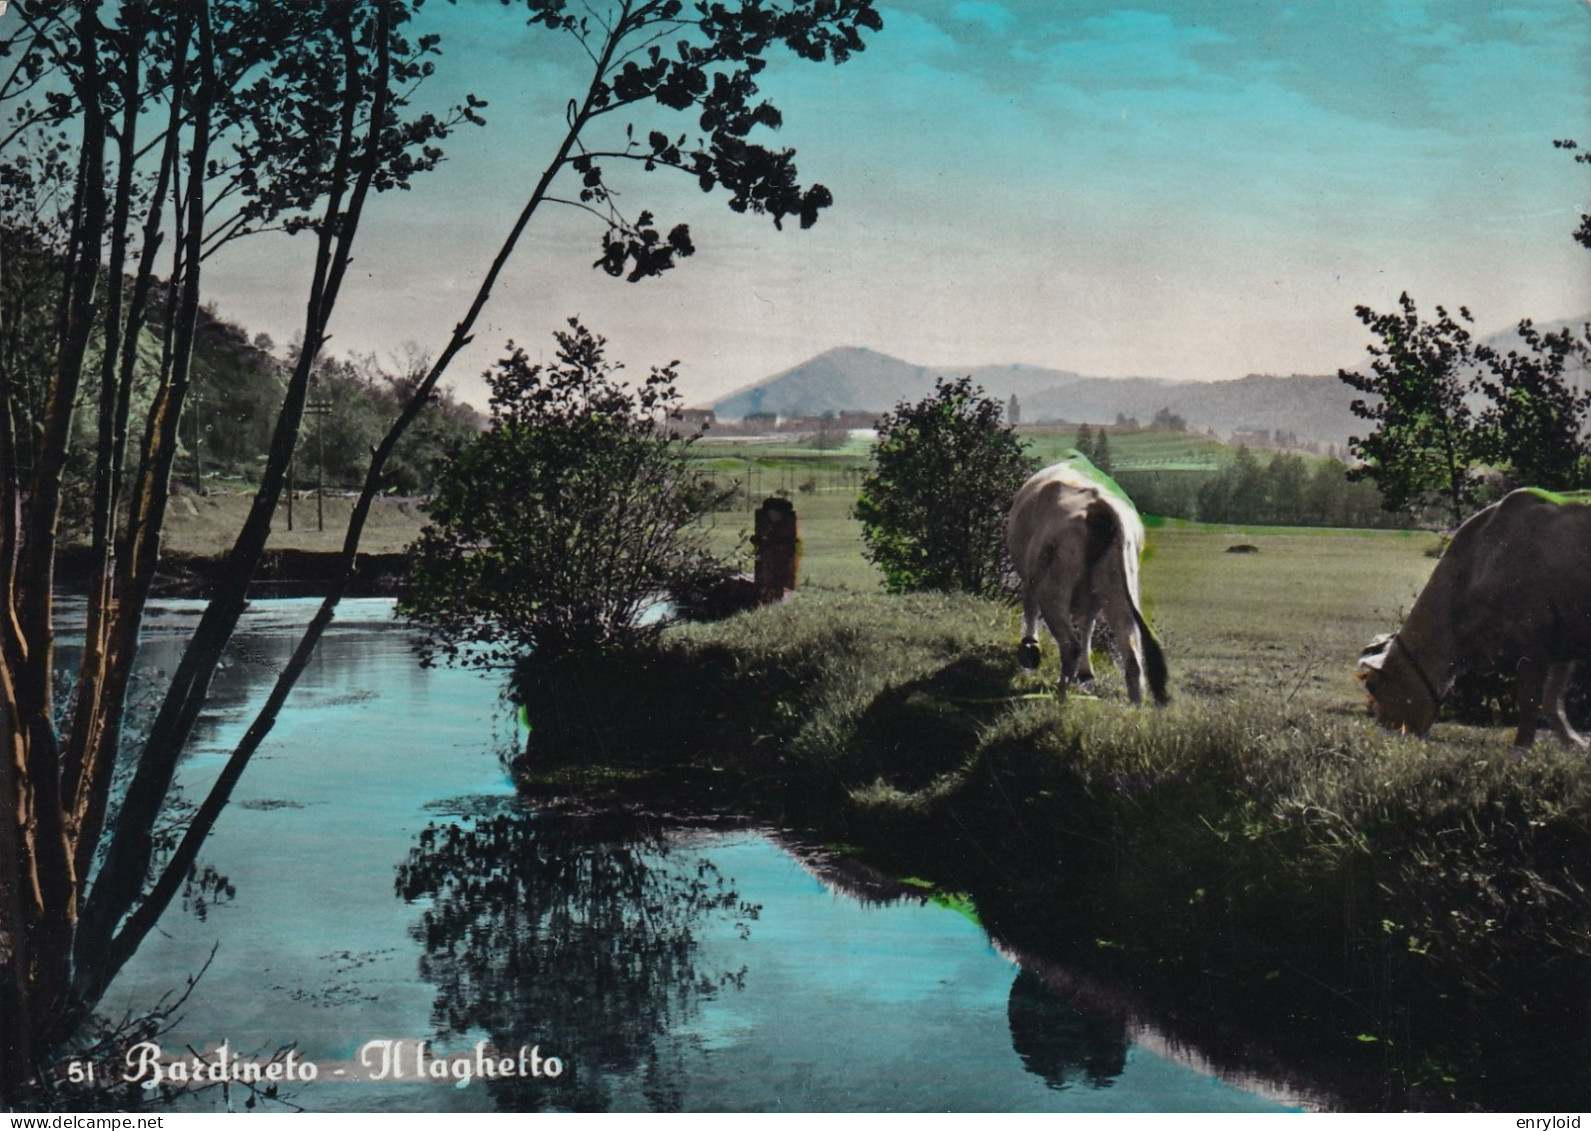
[516,521,1591,1111]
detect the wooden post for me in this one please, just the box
[753,496,799,604]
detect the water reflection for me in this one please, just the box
[396,810,757,1111]
[102,601,1293,1113]
[1007,970,1127,1090]
[394,810,1271,1113]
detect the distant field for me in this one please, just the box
[704,475,1443,719]
[1019,426,1235,470]
[157,424,1307,562]
[697,425,1243,476]
[1139,521,1438,715]
[160,490,431,557]
[163,430,1433,701]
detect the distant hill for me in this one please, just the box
[1021,372,1364,447]
[710,347,1365,446]
[712,348,1084,420]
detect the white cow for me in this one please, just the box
[1007,454,1169,705]
[1357,488,1591,749]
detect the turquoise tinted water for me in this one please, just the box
[95,599,1296,1112]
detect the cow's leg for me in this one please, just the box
[1512,658,1549,752]
[1018,578,1042,671]
[1058,626,1088,686]
[1101,592,1145,705]
[1075,615,1097,683]
[1035,580,1084,697]
[1070,587,1100,683]
[1543,662,1588,749]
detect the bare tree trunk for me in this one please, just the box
[74,1,382,1004]
[65,12,193,889]
[83,0,623,1001]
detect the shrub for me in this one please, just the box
[854,376,1037,595]
[401,320,733,694]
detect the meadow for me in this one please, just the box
[151,431,1591,1108]
[520,432,1591,1112]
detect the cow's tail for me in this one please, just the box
[1087,498,1170,706]
[1131,600,1170,706]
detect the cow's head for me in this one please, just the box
[1355,633,1439,737]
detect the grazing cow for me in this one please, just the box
[1007,454,1169,705]
[1356,488,1591,749]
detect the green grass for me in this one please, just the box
[160,490,430,556]
[1139,521,1438,713]
[517,493,1591,1110]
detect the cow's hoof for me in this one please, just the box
[1018,638,1041,671]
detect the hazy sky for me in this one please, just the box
[204,0,1591,408]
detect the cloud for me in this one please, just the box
[202,0,1591,402]
[949,1,1012,36]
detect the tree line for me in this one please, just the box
[1115,450,1409,530]
[1,237,483,509]
[0,0,881,1107]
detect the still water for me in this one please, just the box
[94,598,1296,1112]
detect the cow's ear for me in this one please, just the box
[1357,635,1392,671]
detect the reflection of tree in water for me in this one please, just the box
[1007,970,1128,1090]
[395,809,757,1111]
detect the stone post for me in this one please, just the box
[752,496,799,604]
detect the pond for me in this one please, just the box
[94,599,1302,1112]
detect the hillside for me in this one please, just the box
[711,348,1084,420]
[1021,372,1363,447]
[708,317,1591,448]
[709,346,1362,446]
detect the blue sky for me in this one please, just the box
[204,0,1591,408]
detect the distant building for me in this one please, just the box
[744,411,778,430]
[677,408,717,431]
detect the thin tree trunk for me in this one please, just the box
[66,13,192,886]
[84,0,628,999]
[75,0,373,996]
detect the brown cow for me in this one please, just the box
[1357,488,1591,749]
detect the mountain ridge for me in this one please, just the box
[710,346,1360,445]
[710,320,1591,448]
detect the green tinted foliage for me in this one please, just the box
[1472,319,1591,491]
[1340,294,1591,524]
[400,320,733,682]
[854,376,1037,596]
[1338,294,1484,526]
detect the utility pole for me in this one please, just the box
[306,399,332,532]
[191,383,202,493]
